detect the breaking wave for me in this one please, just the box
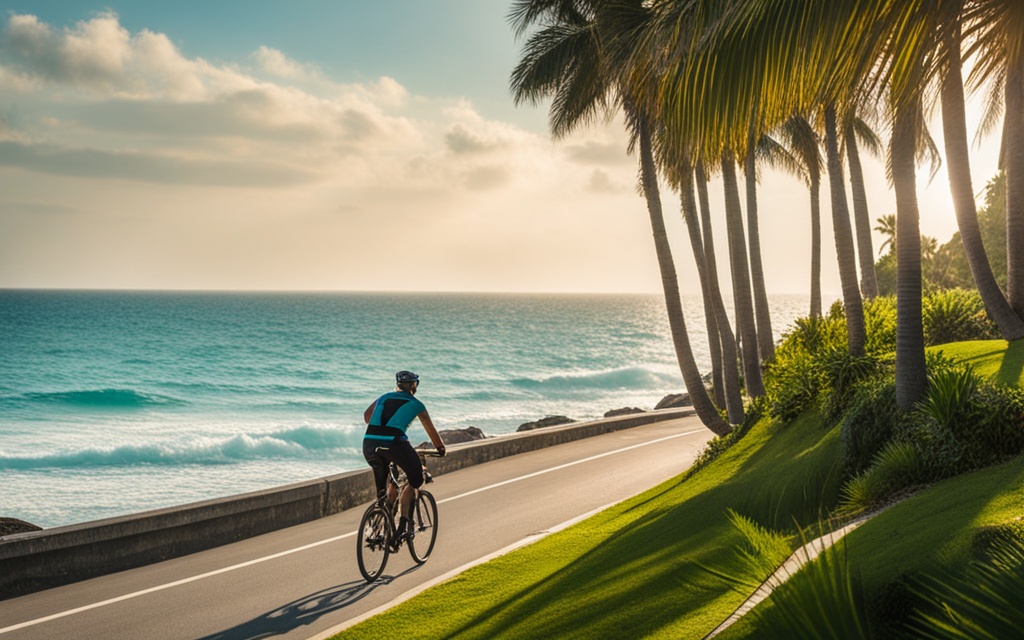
[20,388,185,408]
[0,425,360,470]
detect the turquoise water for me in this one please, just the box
[0,290,816,527]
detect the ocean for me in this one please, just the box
[1,290,818,528]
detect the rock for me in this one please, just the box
[604,407,645,418]
[417,426,487,449]
[0,517,42,537]
[517,415,575,432]
[655,393,692,409]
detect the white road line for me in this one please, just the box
[436,429,703,505]
[0,427,704,636]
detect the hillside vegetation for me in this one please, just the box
[340,294,1024,639]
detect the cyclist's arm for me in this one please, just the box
[363,401,376,424]
[418,410,446,454]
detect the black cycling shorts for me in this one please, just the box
[362,438,424,495]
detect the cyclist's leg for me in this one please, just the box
[388,440,424,534]
[362,440,389,502]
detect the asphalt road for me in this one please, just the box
[0,416,713,640]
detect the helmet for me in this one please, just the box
[395,370,420,384]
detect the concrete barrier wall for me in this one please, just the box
[0,408,693,599]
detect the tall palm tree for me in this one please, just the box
[509,0,731,435]
[695,158,746,421]
[663,144,746,421]
[823,102,868,357]
[939,12,1024,339]
[744,126,776,361]
[722,150,766,396]
[845,115,883,299]
[962,0,1024,319]
[777,114,825,317]
[653,0,874,358]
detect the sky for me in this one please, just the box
[0,1,1005,295]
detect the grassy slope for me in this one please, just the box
[342,412,843,639]
[338,340,1023,639]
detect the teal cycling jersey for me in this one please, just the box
[364,391,426,441]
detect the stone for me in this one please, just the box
[516,415,575,432]
[0,517,42,537]
[655,393,692,409]
[417,426,487,449]
[604,407,645,418]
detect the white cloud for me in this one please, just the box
[252,45,319,81]
[0,12,674,293]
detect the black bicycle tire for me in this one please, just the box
[408,490,438,564]
[357,505,391,582]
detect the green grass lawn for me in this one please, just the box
[337,340,1024,639]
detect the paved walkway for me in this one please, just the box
[705,507,891,638]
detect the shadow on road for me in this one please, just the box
[198,567,419,640]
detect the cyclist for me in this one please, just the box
[363,370,446,547]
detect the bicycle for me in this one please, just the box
[356,449,440,583]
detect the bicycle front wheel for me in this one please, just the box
[408,490,438,564]
[357,505,391,582]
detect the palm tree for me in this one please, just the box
[777,114,825,317]
[663,145,745,422]
[744,126,777,361]
[953,2,1024,336]
[695,159,746,421]
[509,0,731,435]
[653,0,873,358]
[845,115,883,299]
[875,213,898,255]
[722,150,766,396]
[823,102,868,357]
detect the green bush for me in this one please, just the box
[819,349,886,424]
[923,288,1000,345]
[917,365,979,431]
[962,382,1024,468]
[838,441,922,515]
[839,378,902,476]
[863,295,898,355]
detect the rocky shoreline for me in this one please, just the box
[418,392,693,448]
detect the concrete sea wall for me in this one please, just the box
[0,408,692,600]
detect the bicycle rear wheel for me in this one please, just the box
[357,505,391,582]
[408,490,438,564]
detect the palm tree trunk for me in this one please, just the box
[810,175,823,318]
[845,122,879,299]
[744,134,775,361]
[941,24,1024,339]
[891,101,927,410]
[635,115,730,436]
[678,157,725,411]
[823,103,866,357]
[1006,50,1024,318]
[721,151,765,397]
[697,161,745,423]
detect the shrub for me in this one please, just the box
[764,347,822,422]
[819,349,886,424]
[962,382,1024,467]
[838,441,922,515]
[862,295,898,355]
[922,288,1000,345]
[917,365,979,431]
[839,378,902,476]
